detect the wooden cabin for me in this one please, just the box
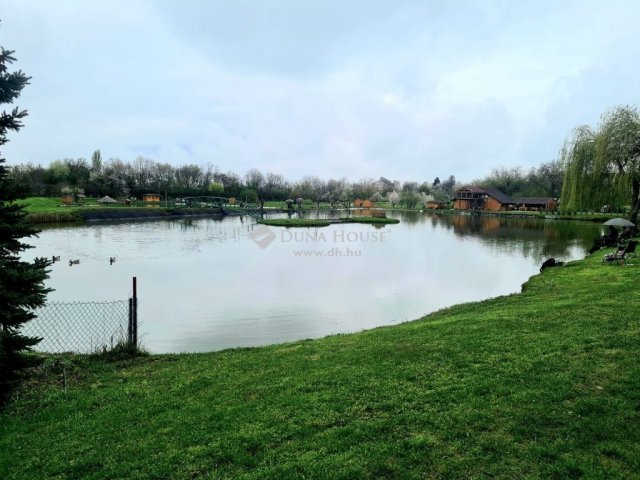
[426,200,449,209]
[143,193,161,203]
[453,186,513,211]
[514,198,558,212]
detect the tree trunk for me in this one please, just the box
[629,177,640,225]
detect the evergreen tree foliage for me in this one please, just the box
[0,42,51,405]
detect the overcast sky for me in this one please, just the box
[1,0,639,183]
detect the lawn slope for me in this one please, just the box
[1,249,639,479]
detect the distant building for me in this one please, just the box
[453,186,513,211]
[513,197,558,212]
[426,200,449,210]
[143,193,161,203]
[373,177,394,192]
[60,193,86,205]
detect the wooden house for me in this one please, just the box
[426,200,449,209]
[513,198,558,212]
[453,186,513,211]
[143,193,161,203]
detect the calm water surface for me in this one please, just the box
[25,211,602,353]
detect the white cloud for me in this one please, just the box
[1,0,640,182]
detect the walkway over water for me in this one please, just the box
[180,196,275,218]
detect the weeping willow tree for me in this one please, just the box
[560,106,640,223]
[559,125,599,211]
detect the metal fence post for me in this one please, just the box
[132,277,138,347]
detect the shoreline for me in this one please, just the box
[25,205,621,226]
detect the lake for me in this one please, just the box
[24,211,602,353]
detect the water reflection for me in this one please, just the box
[26,212,601,353]
[300,209,601,262]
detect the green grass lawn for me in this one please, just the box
[18,196,118,223]
[1,246,640,478]
[260,217,399,227]
[259,218,332,227]
[340,216,400,224]
[17,197,227,224]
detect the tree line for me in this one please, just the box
[9,149,566,207]
[472,161,564,199]
[8,152,463,207]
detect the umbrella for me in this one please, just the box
[603,218,635,227]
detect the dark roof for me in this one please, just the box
[479,187,514,204]
[514,197,554,205]
[458,185,486,193]
[455,185,514,204]
[376,177,393,185]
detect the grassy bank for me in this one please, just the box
[259,218,331,227]
[2,247,640,478]
[340,216,400,224]
[17,197,226,224]
[18,197,84,223]
[19,196,124,224]
[427,208,625,222]
[260,217,400,228]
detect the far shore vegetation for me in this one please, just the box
[339,216,400,224]
[12,104,640,225]
[259,216,400,228]
[2,244,639,478]
[259,218,331,227]
[18,195,624,226]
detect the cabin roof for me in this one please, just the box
[479,187,513,204]
[458,185,486,193]
[455,186,513,204]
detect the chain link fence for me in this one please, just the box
[24,299,136,354]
